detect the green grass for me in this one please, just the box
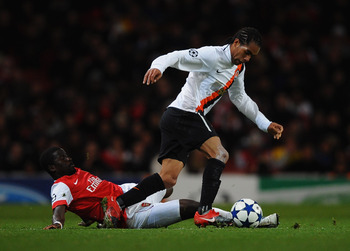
[1,203,350,251]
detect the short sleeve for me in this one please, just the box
[51,182,73,209]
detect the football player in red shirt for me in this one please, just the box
[41,146,229,229]
[41,146,278,229]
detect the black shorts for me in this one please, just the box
[158,107,218,165]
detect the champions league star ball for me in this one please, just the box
[231,198,263,228]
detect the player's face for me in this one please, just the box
[52,148,76,176]
[230,39,260,65]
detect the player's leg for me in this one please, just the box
[212,207,232,220]
[130,200,182,228]
[179,199,199,220]
[179,200,233,222]
[212,207,234,226]
[135,199,200,228]
[115,158,181,211]
[115,108,183,211]
[164,187,173,198]
[125,186,185,229]
[193,205,234,227]
[179,200,236,228]
[102,174,166,226]
[197,136,228,214]
[159,158,184,188]
[122,188,167,228]
[116,172,165,210]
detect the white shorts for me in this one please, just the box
[119,183,181,229]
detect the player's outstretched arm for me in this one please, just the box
[267,122,283,140]
[143,68,162,85]
[43,205,66,230]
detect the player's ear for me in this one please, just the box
[48,164,56,173]
[233,38,241,47]
[233,38,240,47]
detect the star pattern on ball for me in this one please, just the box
[231,198,263,228]
[243,202,255,214]
[231,207,240,217]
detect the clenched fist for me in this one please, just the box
[268,122,283,140]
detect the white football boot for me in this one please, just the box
[258,213,280,228]
[212,207,234,227]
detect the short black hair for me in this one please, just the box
[229,27,262,47]
[40,146,61,172]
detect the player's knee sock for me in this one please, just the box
[198,158,225,214]
[116,173,165,209]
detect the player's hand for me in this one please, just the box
[78,219,95,227]
[43,223,62,230]
[267,122,283,140]
[143,68,162,85]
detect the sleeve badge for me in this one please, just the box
[188,49,198,57]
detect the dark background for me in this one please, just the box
[0,0,349,177]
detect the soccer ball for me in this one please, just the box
[231,198,263,228]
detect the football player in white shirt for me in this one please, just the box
[113,27,283,227]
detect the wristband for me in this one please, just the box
[53,221,63,229]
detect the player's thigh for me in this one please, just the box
[144,189,167,204]
[145,200,181,228]
[159,108,217,163]
[127,200,181,229]
[126,190,167,229]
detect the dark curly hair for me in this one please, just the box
[39,146,61,173]
[228,27,262,47]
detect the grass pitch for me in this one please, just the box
[1,203,350,251]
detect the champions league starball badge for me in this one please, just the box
[188,49,198,57]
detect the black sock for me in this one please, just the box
[116,173,165,209]
[198,158,225,214]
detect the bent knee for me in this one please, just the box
[159,159,183,189]
[214,147,229,163]
[159,173,178,188]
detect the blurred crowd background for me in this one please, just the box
[0,0,349,177]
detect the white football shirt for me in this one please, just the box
[150,45,271,132]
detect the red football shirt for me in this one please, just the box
[50,168,124,222]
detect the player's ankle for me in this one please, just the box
[198,205,211,215]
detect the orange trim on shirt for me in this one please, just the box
[195,64,242,113]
